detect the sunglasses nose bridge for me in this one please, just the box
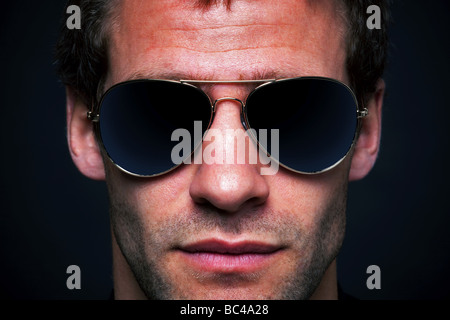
[212,97,244,111]
[212,97,248,130]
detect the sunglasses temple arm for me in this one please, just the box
[357,107,369,119]
[87,111,100,122]
[88,92,101,122]
[354,107,369,141]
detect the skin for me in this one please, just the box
[66,0,384,299]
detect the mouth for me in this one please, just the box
[176,239,284,273]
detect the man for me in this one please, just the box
[55,0,389,299]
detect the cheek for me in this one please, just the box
[106,163,195,222]
[268,163,350,228]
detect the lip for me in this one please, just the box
[177,239,283,273]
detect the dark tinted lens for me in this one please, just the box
[99,80,211,176]
[246,78,358,173]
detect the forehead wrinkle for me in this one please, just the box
[115,1,345,59]
[109,0,348,87]
[149,1,294,29]
[138,29,299,58]
[156,22,294,32]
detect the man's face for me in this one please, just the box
[102,0,350,299]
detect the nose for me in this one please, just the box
[189,95,270,213]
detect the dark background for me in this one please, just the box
[0,1,449,300]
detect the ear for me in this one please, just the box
[349,79,385,181]
[66,87,106,180]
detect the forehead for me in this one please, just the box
[106,0,347,87]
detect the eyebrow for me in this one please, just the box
[124,69,291,82]
[117,69,299,96]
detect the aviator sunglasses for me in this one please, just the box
[87,77,368,177]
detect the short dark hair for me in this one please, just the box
[342,0,390,107]
[54,0,390,108]
[54,0,117,106]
